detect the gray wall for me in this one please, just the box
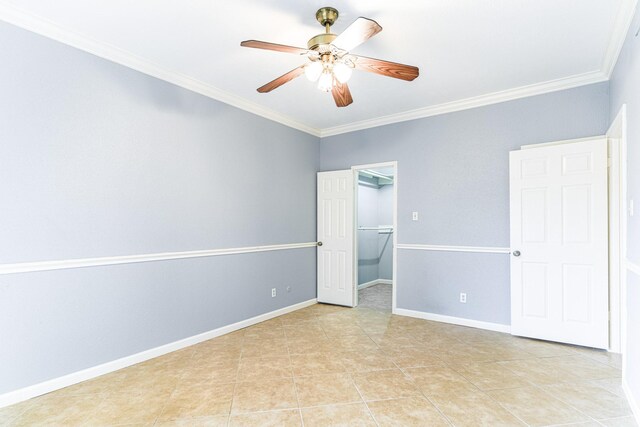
[0,22,319,394]
[378,185,394,281]
[357,183,394,285]
[357,184,380,284]
[609,6,640,411]
[321,82,610,325]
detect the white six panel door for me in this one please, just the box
[317,170,355,307]
[509,139,608,349]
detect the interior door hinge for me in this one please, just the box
[607,157,612,168]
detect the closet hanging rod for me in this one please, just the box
[358,226,394,231]
[361,169,393,181]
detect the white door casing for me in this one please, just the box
[317,170,355,307]
[509,138,609,349]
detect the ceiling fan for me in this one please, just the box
[240,7,419,107]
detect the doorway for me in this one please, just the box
[353,162,397,312]
[316,162,398,310]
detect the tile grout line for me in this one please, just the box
[351,374,381,427]
[292,376,305,427]
[291,312,312,427]
[398,355,532,426]
[594,415,637,426]
[491,378,594,426]
[455,361,556,427]
[227,329,249,426]
[394,362,455,426]
[419,392,456,426]
[528,380,629,424]
[133,346,198,427]
[318,305,383,426]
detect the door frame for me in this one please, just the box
[351,161,398,312]
[606,104,628,355]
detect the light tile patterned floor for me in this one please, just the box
[1,303,636,426]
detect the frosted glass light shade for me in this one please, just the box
[333,62,353,84]
[317,70,333,92]
[304,62,323,81]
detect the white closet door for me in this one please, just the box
[509,138,608,349]
[317,170,355,307]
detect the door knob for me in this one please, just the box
[512,250,521,257]
[317,241,323,246]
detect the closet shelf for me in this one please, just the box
[358,226,394,234]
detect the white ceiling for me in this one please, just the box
[0,0,636,136]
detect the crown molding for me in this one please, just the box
[0,1,634,139]
[319,70,608,137]
[0,2,322,137]
[602,0,638,78]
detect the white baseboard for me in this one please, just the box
[623,379,640,423]
[393,308,511,334]
[0,298,317,409]
[358,279,393,290]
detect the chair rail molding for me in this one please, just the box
[0,242,318,275]
[396,243,510,254]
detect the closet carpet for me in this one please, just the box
[358,283,392,311]
[1,303,634,426]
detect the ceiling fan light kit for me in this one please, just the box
[318,70,334,92]
[304,61,323,82]
[240,7,419,107]
[333,62,352,84]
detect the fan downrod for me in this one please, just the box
[308,7,339,49]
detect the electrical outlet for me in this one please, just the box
[459,293,467,303]
[271,288,277,298]
[412,211,419,221]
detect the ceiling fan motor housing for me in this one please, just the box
[307,33,337,51]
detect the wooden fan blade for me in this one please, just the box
[241,40,308,55]
[332,81,353,107]
[332,17,382,52]
[257,66,305,93]
[352,55,419,81]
